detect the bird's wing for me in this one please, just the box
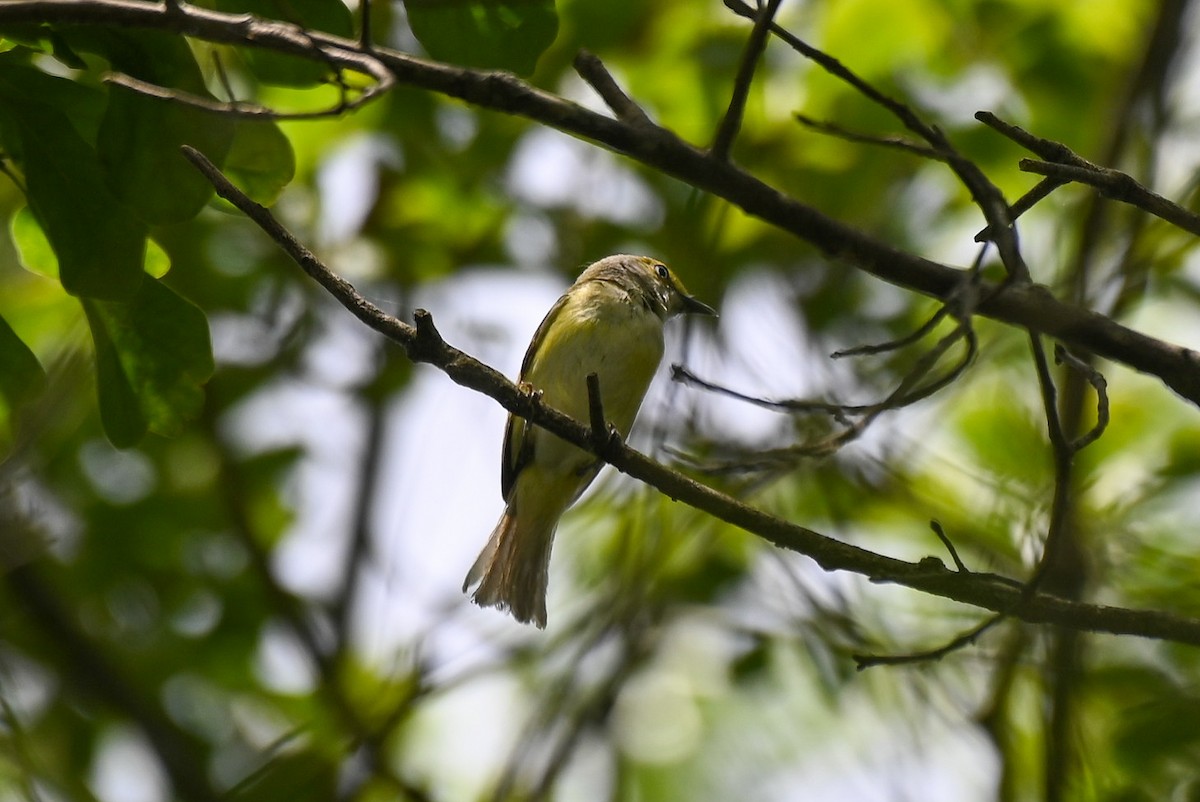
[501,292,572,500]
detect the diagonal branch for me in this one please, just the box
[1019,158,1200,237]
[712,0,784,161]
[105,65,391,119]
[183,144,1200,648]
[978,110,1200,239]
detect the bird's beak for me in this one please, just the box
[681,293,718,317]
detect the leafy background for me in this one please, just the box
[3,0,1200,800]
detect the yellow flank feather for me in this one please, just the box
[463,254,716,627]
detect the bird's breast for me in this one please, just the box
[526,289,665,436]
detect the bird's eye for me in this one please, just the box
[654,264,670,280]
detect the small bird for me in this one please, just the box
[463,254,716,627]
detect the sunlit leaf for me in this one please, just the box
[9,206,57,280]
[144,238,172,279]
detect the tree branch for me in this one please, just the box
[712,0,783,161]
[1019,158,1200,237]
[183,144,1200,649]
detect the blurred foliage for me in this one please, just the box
[2,0,1200,800]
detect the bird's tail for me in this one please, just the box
[463,507,556,628]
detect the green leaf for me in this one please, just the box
[88,306,146,447]
[144,237,172,279]
[98,87,235,225]
[404,0,558,75]
[10,206,170,280]
[0,53,107,143]
[224,120,296,206]
[9,206,58,280]
[54,27,206,89]
[83,29,233,224]
[0,313,46,410]
[28,27,235,224]
[83,279,214,448]
[213,0,354,86]
[0,102,147,300]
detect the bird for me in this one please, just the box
[462,254,716,627]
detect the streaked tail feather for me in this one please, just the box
[463,510,555,628]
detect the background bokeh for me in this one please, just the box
[4,1,1200,800]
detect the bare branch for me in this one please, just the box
[712,0,783,161]
[979,108,1200,241]
[1020,158,1200,237]
[795,113,944,161]
[1055,345,1110,452]
[105,70,388,119]
[573,49,654,128]
[854,614,1005,669]
[671,364,870,418]
[832,306,953,360]
[930,520,969,574]
[977,111,1083,166]
[675,307,975,472]
[1023,331,1075,600]
[975,176,1063,243]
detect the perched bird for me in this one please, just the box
[463,254,716,627]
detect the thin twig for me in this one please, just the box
[712,0,783,161]
[211,50,236,103]
[671,364,871,418]
[1054,345,1110,452]
[795,113,944,161]
[104,66,391,119]
[585,372,623,460]
[853,613,1005,669]
[1020,158,1200,237]
[1023,332,1074,600]
[974,176,1064,243]
[831,304,952,358]
[674,315,976,474]
[931,520,969,573]
[976,111,1084,164]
